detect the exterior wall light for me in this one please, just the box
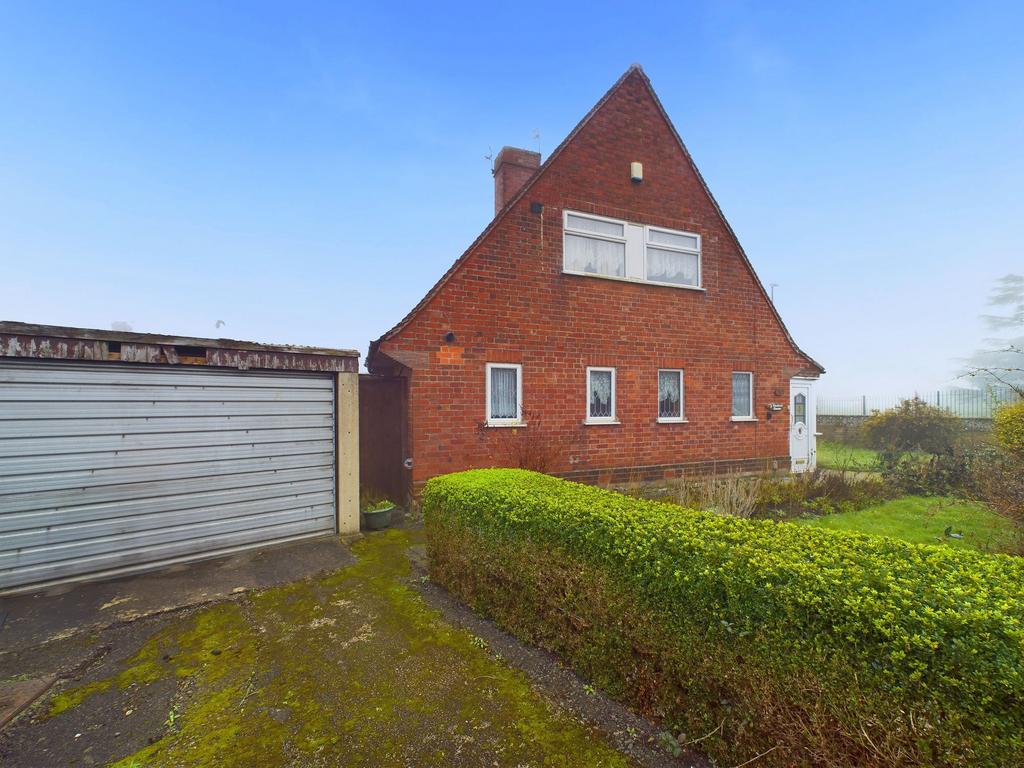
[630,162,643,183]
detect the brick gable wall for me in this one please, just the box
[374,70,818,487]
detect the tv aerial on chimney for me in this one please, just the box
[532,128,540,154]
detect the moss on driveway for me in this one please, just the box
[44,529,636,767]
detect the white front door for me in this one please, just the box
[789,378,816,472]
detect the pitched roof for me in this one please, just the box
[368,64,823,375]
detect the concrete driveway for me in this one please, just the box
[0,526,706,768]
[1,537,356,654]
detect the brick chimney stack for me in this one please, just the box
[492,146,541,214]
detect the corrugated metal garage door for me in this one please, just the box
[0,360,337,591]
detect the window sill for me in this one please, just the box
[657,417,689,424]
[584,419,620,426]
[485,421,527,428]
[563,270,705,292]
[730,416,758,422]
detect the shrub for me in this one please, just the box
[755,468,892,516]
[863,397,962,455]
[425,469,1024,768]
[970,444,1024,525]
[880,449,976,496]
[478,409,578,473]
[635,468,894,521]
[672,473,761,518]
[993,400,1024,456]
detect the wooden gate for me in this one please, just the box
[358,375,409,506]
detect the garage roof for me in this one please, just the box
[0,321,359,373]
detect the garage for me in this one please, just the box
[0,323,360,593]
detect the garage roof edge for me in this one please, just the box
[0,321,359,373]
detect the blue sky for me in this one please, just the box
[1,1,1021,395]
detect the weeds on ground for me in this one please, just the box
[626,466,892,520]
[672,473,762,518]
[758,467,892,518]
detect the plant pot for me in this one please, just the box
[361,506,394,531]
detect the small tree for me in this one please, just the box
[862,397,962,456]
[993,400,1024,456]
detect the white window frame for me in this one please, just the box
[562,210,629,280]
[585,366,618,425]
[657,368,686,423]
[562,210,704,291]
[731,371,756,421]
[485,363,524,427]
[644,225,702,289]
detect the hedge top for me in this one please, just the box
[423,469,1024,732]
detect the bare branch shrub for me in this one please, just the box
[478,409,577,474]
[674,473,762,519]
[970,445,1024,526]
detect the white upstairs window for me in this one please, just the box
[646,227,701,287]
[563,210,701,289]
[563,213,627,278]
[486,363,523,426]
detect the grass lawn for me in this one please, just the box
[797,496,1020,554]
[817,441,880,470]
[817,440,928,471]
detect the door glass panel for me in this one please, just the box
[793,393,806,425]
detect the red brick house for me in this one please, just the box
[365,65,823,496]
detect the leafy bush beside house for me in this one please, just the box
[424,469,1024,768]
[863,397,962,457]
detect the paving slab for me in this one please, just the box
[0,677,55,728]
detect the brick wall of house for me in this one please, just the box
[374,68,819,488]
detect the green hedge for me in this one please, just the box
[424,469,1024,767]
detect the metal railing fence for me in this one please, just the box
[818,386,1020,419]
